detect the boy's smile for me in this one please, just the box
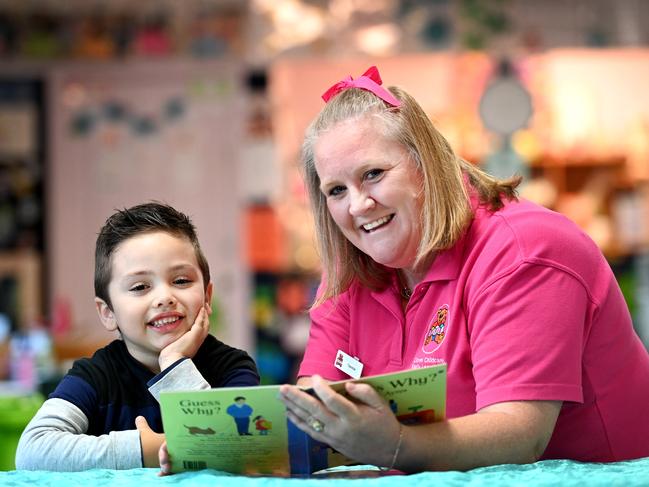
[95,230,212,372]
[148,311,185,330]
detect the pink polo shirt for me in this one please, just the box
[299,198,649,462]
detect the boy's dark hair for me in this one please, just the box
[94,202,210,309]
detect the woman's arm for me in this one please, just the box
[15,398,141,471]
[280,376,561,472]
[398,399,561,471]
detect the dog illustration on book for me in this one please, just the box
[184,425,216,435]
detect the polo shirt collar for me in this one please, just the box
[421,236,465,283]
[370,187,477,301]
[368,231,467,308]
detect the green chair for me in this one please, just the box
[0,394,43,470]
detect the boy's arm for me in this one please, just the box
[157,307,209,371]
[149,306,259,401]
[15,398,141,471]
[148,347,260,401]
[147,358,210,401]
[148,307,212,401]
[135,416,165,468]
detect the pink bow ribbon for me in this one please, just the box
[321,66,401,107]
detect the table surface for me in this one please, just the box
[2,457,649,487]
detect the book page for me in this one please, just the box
[160,364,447,476]
[327,363,447,423]
[160,385,291,475]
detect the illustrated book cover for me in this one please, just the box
[159,363,446,476]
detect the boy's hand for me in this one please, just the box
[135,416,165,468]
[159,441,172,475]
[158,307,209,371]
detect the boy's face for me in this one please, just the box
[95,230,212,371]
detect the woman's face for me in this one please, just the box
[313,116,423,271]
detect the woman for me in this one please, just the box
[278,66,649,472]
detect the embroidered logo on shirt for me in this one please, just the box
[422,304,449,354]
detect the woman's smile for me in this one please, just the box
[360,214,394,232]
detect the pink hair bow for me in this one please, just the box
[321,66,401,107]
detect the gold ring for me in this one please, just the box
[307,416,325,433]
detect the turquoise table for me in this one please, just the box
[2,458,648,487]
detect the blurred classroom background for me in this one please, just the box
[1,0,649,470]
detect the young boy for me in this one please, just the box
[15,202,259,471]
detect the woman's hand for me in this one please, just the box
[279,375,402,468]
[158,307,210,371]
[281,376,562,472]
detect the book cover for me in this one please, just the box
[159,363,446,476]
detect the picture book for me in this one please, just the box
[159,363,447,476]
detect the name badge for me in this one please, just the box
[334,350,364,379]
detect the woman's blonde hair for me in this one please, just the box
[302,86,521,305]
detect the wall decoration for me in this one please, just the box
[49,62,249,353]
[68,93,187,139]
[102,100,127,122]
[70,109,96,136]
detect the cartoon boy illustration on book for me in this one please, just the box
[226,396,253,435]
[253,415,272,435]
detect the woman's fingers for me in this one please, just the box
[279,385,317,419]
[344,381,389,410]
[279,380,345,430]
[280,376,371,445]
[280,384,333,440]
[310,375,357,417]
[281,377,404,467]
[285,409,330,441]
[281,382,335,417]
